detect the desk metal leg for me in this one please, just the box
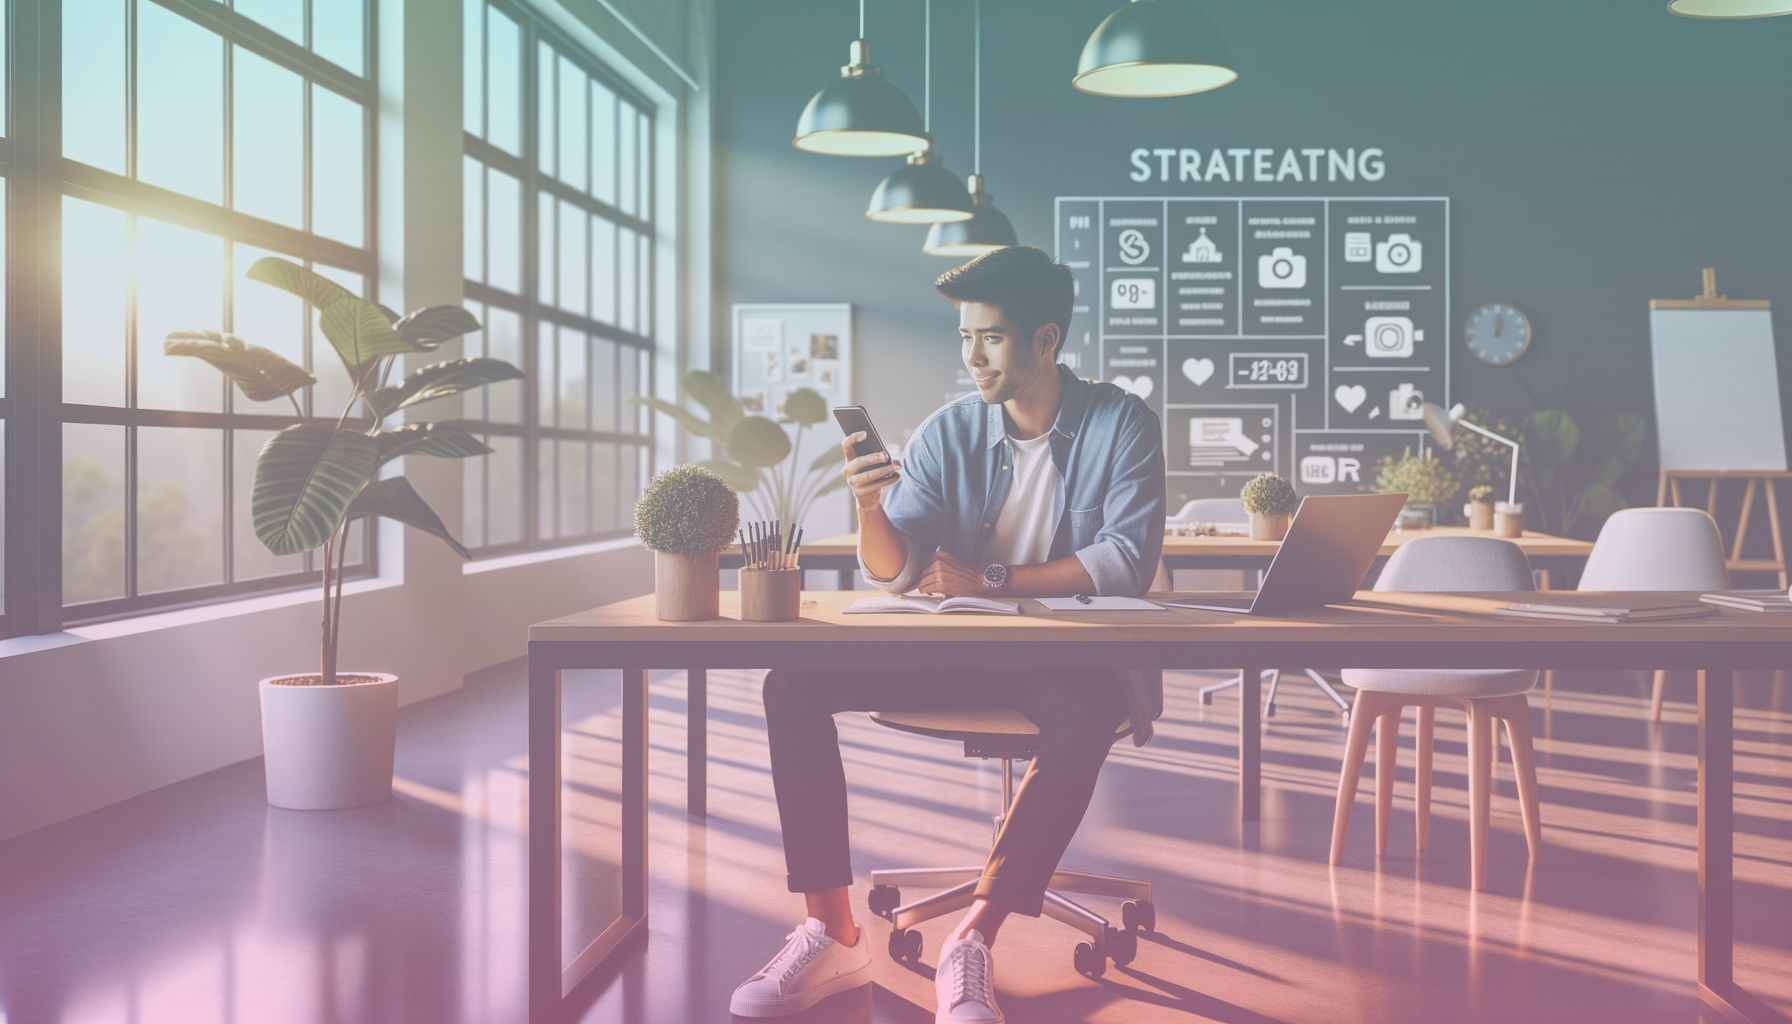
[836,567,855,590]
[1698,666,1736,1003]
[623,668,650,918]
[528,653,562,1022]
[1240,664,1263,822]
[688,669,707,816]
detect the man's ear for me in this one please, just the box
[1034,322,1061,361]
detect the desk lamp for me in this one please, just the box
[1421,402,1520,507]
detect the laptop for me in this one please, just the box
[1162,492,1407,615]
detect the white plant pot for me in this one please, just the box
[259,672,399,810]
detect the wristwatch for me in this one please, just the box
[982,563,1010,592]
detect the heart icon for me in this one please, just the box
[1112,375,1155,400]
[1181,358,1215,386]
[1334,384,1367,413]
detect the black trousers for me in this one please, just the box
[761,666,1130,917]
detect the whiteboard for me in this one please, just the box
[1649,307,1787,472]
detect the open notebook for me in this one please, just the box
[844,594,1022,615]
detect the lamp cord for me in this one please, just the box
[973,0,981,172]
[923,0,931,132]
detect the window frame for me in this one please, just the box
[4,0,382,636]
[460,0,658,559]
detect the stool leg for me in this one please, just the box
[1502,696,1543,860]
[1331,691,1385,864]
[1650,669,1668,723]
[1416,705,1435,853]
[1376,705,1400,858]
[1467,701,1495,891]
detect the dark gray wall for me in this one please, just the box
[716,0,1792,524]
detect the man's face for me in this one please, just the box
[957,301,1057,406]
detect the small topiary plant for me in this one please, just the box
[1240,473,1299,517]
[634,464,740,555]
[1467,484,1496,504]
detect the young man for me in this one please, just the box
[729,246,1166,1023]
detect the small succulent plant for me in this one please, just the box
[1240,473,1299,517]
[1467,484,1496,504]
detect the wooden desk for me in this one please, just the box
[724,527,1597,588]
[527,591,1788,1022]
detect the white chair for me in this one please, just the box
[1174,498,1351,718]
[1332,536,1542,891]
[1558,508,1729,721]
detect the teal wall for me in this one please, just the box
[716,0,1792,532]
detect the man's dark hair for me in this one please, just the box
[934,245,1074,357]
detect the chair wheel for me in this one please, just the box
[1073,941,1106,978]
[889,927,922,962]
[1121,899,1155,932]
[867,884,901,920]
[1105,926,1137,967]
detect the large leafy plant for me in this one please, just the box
[166,257,523,684]
[630,370,847,528]
[1518,410,1646,538]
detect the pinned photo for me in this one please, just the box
[814,359,839,389]
[810,333,840,360]
[740,390,767,414]
[761,350,783,383]
[788,356,811,379]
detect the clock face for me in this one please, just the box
[1465,302,1532,366]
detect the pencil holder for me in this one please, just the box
[741,568,803,622]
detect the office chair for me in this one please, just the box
[1173,498,1350,719]
[1554,508,1728,721]
[863,709,1154,980]
[1331,536,1542,890]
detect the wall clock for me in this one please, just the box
[1464,302,1532,366]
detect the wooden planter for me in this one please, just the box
[655,550,721,621]
[1467,500,1495,531]
[1248,510,1292,541]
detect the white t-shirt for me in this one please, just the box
[983,431,1064,567]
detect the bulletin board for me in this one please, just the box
[731,303,856,535]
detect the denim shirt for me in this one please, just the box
[863,364,1166,597]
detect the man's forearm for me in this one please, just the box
[857,504,909,581]
[1003,554,1096,598]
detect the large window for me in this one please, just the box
[461,0,656,555]
[4,0,377,634]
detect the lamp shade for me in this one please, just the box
[1667,0,1792,16]
[923,175,1016,256]
[1073,0,1239,98]
[794,39,930,156]
[1419,402,1466,449]
[867,151,975,223]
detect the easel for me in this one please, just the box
[1658,469,1790,588]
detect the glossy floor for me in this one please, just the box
[1,664,1787,1023]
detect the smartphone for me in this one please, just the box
[831,405,888,458]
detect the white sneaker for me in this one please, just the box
[934,930,1003,1024]
[729,917,871,1017]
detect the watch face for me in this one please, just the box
[982,563,1007,588]
[1465,303,1532,366]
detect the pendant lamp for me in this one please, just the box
[924,0,1016,256]
[1073,0,1239,98]
[1667,0,1792,16]
[866,0,973,223]
[924,175,1017,256]
[793,1,929,156]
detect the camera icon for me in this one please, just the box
[1375,233,1423,274]
[1388,383,1425,420]
[1344,315,1423,360]
[1257,247,1307,289]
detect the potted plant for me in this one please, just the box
[167,257,522,810]
[1465,484,1496,531]
[634,464,741,621]
[1373,449,1458,530]
[631,370,847,529]
[1240,472,1298,541]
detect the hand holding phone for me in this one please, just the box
[833,405,901,510]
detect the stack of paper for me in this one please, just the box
[1699,589,1792,612]
[1492,600,1718,623]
